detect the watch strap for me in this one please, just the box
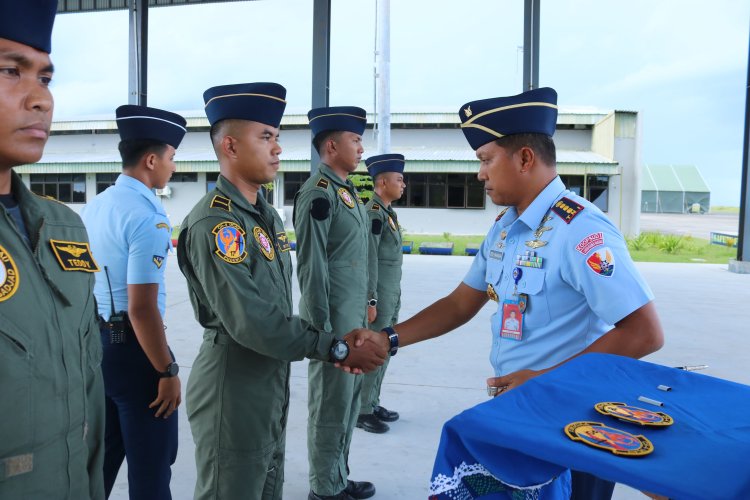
[381,326,398,356]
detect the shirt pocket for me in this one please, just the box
[0,320,32,465]
[485,262,504,287]
[516,269,551,328]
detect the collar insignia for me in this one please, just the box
[388,216,397,231]
[564,421,654,457]
[253,227,275,261]
[49,240,100,272]
[0,244,20,302]
[213,221,247,264]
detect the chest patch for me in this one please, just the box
[338,187,355,208]
[276,231,291,252]
[552,197,584,224]
[388,216,397,231]
[586,247,615,277]
[213,221,247,264]
[0,244,20,302]
[253,227,275,261]
[49,239,100,272]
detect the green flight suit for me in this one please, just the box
[0,171,105,499]
[359,193,403,416]
[177,175,336,500]
[294,163,369,496]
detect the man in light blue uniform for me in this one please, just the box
[349,87,664,499]
[82,105,186,499]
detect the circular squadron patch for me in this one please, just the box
[0,244,20,302]
[338,187,355,208]
[213,221,247,264]
[253,226,275,261]
[564,421,653,457]
[594,402,674,427]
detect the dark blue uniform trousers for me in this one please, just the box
[100,328,177,500]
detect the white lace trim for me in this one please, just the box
[429,461,555,499]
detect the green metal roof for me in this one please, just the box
[642,164,710,193]
[57,0,249,14]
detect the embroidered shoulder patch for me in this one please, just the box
[371,203,381,212]
[586,247,615,277]
[576,232,604,254]
[495,207,509,222]
[316,178,329,190]
[212,221,247,264]
[253,227,275,261]
[0,244,20,302]
[49,240,100,272]
[155,222,170,230]
[276,231,291,252]
[552,197,584,224]
[564,421,653,457]
[210,195,232,212]
[338,187,355,208]
[152,255,165,268]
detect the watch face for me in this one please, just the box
[167,362,179,377]
[332,341,349,360]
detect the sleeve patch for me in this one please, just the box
[371,219,383,235]
[212,221,247,264]
[586,247,615,277]
[210,195,232,212]
[316,178,329,189]
[155,222,170,230]
[311,198,331,220]
[152,255,165,268]
[576,232,604,254]
[552,197,584,224]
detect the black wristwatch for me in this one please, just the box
[381,326,399,356]
[329,339,350,362]
[368,298,378,307]
[159,362,180,378]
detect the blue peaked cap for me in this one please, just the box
[203,82,287,128]
[366,154,405,178]
[116,105,187,149]
[459,87,558,150]
[0,0,57,53]
[308,106,367,139]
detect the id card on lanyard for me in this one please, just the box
[500,267,526,341]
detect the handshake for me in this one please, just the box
[335,328,391,374]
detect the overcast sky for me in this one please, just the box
[49,0,749,205]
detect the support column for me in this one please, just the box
[128,0,148,106]
[522,0,540,91]
[310,0,331,175]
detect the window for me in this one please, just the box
[96,173,118,194]
[393,173,485,209]
[30,173,86,203]
[283,172,309,204]
[170,172,197,182]
[587,175,609,212]
[206,172,219,192]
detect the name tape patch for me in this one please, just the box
[49,240,100,272]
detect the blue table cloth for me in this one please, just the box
[430,353,750,500]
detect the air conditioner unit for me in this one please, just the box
[155,186,172,198]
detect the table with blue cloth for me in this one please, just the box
[429,353,750,500]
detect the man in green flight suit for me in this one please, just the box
[295,106,375,500]
[178,84,385,500]
[356,153,407,434]
[0,1,105,498]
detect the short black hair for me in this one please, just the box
[312,130,342,154]
[118,138,168,169]
[494,133,556,166]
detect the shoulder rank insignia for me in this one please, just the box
[0,244,20,302]
[371,203,381,212]
[551,197,584,224]
[213,221,247,264]
[253,227,275,261]
[594,402,674,427]
[495,207,509,222]
[155,222,170,230]
[152,255,165,269]
[49,240,100,272]
[276,231,291,252]
[338,187,355,208]
[316,178,329,190]
[210,195,232,212]
[564,421,653,457]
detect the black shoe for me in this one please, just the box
[345,479,376,499]
[373,405,399,422]
[308,490,355,500]
[356,414,389,434]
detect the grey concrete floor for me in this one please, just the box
[109,233,750,499]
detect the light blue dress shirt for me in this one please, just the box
[463,176,654,376]
[82,174,171,320]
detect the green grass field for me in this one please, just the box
[179,229,737,264]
